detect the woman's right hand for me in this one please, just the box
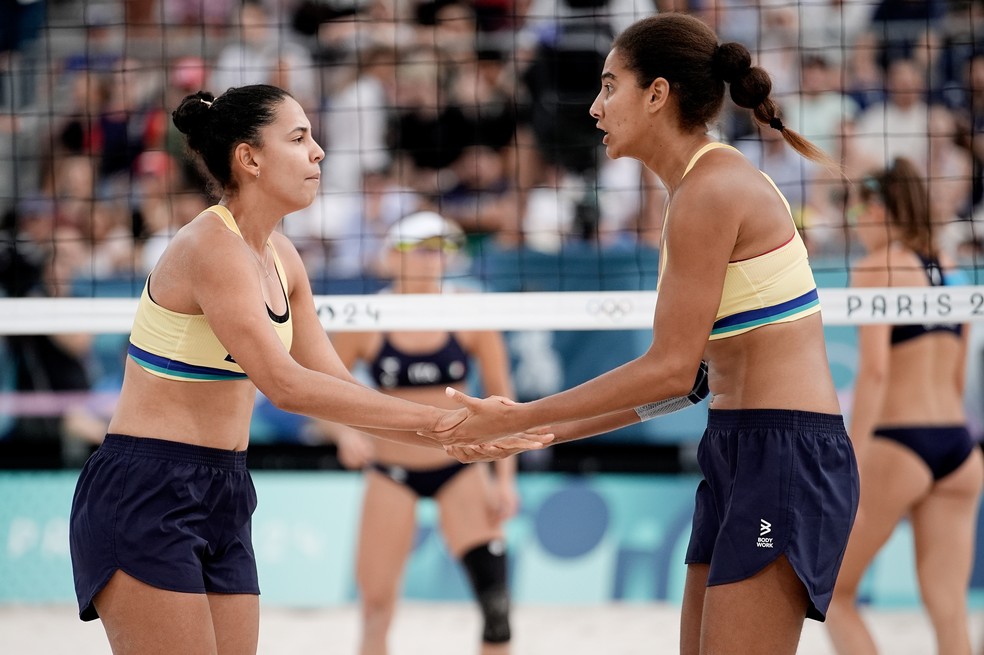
[424,390,522,445]
[335,430,375,470]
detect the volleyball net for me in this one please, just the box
[5,285,984,335]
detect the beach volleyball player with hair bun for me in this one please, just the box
[67,85,549,654]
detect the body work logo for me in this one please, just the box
[757,519,773,548]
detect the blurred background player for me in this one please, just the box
[826,157,984,655]
[318,211,518,655]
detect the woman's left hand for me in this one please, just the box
[445,428,553,462]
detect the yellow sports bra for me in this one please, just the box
[658,143,820,340]
[127,205,293,381]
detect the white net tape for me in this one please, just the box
[4,286,984,335]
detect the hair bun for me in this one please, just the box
[711,42,751,84]
[171,91,216,139]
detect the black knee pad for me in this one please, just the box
[461,540,511,644]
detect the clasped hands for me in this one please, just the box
[421,388,554,462]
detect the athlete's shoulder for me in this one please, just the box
[166,209,236,255]
[679,147,757,202]
[849,248,893,288]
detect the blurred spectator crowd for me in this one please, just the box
[3,0,984,455]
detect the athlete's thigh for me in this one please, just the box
[701,556,809,655]
[95,570,217,655]
[838,439,933,587]
[680,564,709,655]
[208,592,259,655]
[911,448,984,587]
[435,464,500,556]
[356,471,419,598]
[861,438,934,508]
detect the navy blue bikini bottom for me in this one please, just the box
[873,425,976,481]
[370,461,469,497]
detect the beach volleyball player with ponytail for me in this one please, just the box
[431,14,860,655]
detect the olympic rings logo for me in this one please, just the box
[585,297,634,322]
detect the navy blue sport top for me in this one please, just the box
[891,253,963,346]
[370,334,470,388]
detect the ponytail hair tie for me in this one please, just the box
[200,98,213,108]
[769,117,784,132]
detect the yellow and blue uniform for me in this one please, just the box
[658,142,821,339]
[127,205,293,381]
[663,144,858,622]
[71,207,289,620]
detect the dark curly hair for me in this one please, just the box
[172,84,292,194]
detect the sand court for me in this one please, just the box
[1,602,976,654]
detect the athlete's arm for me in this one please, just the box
[443,407,637,462]
[433,164,736,443]
[269,236,550,452]
[944,258,972,398]
[956,323,970,398]
[847,255,892,458]
[189,229,452,436]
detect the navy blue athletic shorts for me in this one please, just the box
[685,409,859,621]
[69,434,259,621]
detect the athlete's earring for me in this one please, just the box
[255,170,260,179]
